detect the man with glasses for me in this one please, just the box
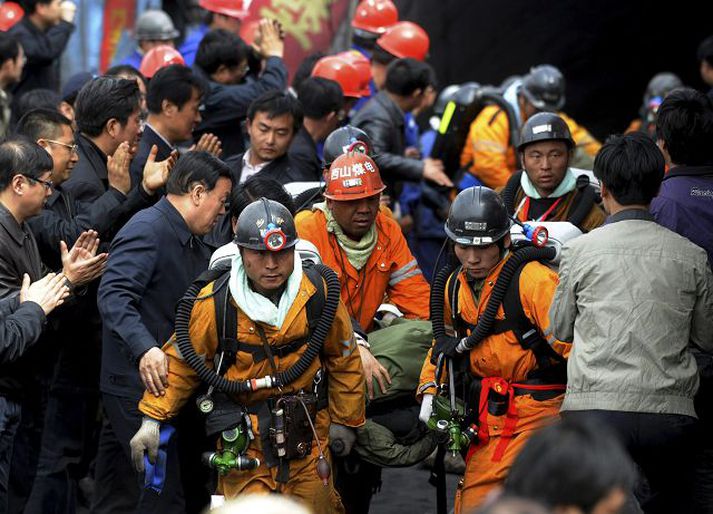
[0,137,107,513]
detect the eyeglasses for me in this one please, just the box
[21,174,53,191]
[44,139,78,154]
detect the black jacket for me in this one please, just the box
[97,197,212,399]
[27,186,126,270]
[193,57,288,159]
[351,91,423,192]
[0,295,47,366]
[61,133,155,225]
[287,127,322,182]
[224,151,305,185]
[0,201,46,396]
[129,123,175,194]
[9,18,74,97]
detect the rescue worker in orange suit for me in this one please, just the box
[129,199,365,514]
[461,65,601,189]
[297,152,430,514]
[500,112,605,233]
[418,187,570,512]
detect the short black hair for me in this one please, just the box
[505,418,636,513]
[247,91,303,134]
[195,29,249,76]
[104,64,148,89]
[0,32,20,64]
[146,64,206,114]
[297,77,344,119]
[20,0,53,15]
[292,51,326,91]
[594,132,665,206]
[75,77,141,137]
[385,58,433,97]
[229,174,295,222]
[13,89,62,122]
[656,87,713,166]
[0,137,54,190]
[15,108,72,141]
[697,35,713,67]
[165,151,231,195]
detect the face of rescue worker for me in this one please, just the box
[241,247,295,296]
[189,176,231,235]
[454,236,509,280]
[246,111,295,163]
[521,140,571,196]
[327,194,380,240]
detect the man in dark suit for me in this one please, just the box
[129,64,205,190]
[223,90,303,185]
[61,77,143,205]
[289,76,344,182]
[8,0,75,98]
[15,108,174,513]
[193,20,288,158]
[96,152,232,514]
[351,58,452,196]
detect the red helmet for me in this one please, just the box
[337,51,371,97]
[0,2,24,32]
[376,21,430,61]
[351,0,398,35]
[139,45,185,79]
[239,19,260,46]
[311,56,365,99]
[324,152,386,201]
[198,0,251,19]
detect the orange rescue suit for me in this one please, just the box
[139,274,366,514]
[460,105,601,188]
[296,208,430,332]
[418,256,570,512]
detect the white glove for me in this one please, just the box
[329,423,357,457]
[419,394,434,424]
[130,417,160,472]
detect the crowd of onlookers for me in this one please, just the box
[0,1,712,514]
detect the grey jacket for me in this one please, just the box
[551,209,713,417]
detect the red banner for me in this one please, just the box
[241,0,350,80]
[100,0,136,73]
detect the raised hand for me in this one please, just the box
[142,145,178,194]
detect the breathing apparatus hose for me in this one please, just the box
[430,262,459,343]
[455,245,556,353]
[174,263,341,394]
[429,246,556,356]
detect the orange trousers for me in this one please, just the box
[454,393,563,513]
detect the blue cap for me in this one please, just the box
[61,72,95,103]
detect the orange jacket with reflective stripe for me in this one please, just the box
[419,255,570,399]
[296,208,430,333]
[460,105,601,189]
[139,273,366,430]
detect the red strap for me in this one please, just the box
[522,196,564,222]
